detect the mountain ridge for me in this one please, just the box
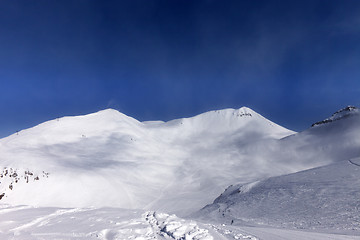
[0,106,295,214]
[1,106,359,217]
[3,106,293,139]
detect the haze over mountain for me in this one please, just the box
[0,107,295,215]
[1,106,360,239]
[2,1,360,238]
[197,106,360,233]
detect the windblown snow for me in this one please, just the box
[195,106,360,236]
[1,106,360,239]
[0,107,296,214]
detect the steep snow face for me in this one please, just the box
[197,158,360,233]
[0,107,294,215]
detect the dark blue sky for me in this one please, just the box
[1,0,360,137]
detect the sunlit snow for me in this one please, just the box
[1,106,359,239]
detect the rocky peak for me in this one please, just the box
[312,106,359,127]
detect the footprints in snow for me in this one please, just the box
[98,211,216,240]
[0,206,256,240]
[144,211,213,240]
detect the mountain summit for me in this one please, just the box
[0,107,294,214]
[1,105,360,221]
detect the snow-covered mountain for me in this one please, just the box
[0,107,295,215]
[1,106,359,216]
[196,106,360,233]
[1,106,360,239]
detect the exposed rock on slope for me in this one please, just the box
[0,167,49,202]
[311,106,359,127]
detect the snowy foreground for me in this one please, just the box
[198,158,360,234]
[1,106,360,239]
[1,205,359,240]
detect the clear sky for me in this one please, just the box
[1,0,360,137]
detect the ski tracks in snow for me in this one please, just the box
[10,208,85,235]
[205,224,258,240]
[2,206,357,240]
[1,206,216,240]
[97,218,157,240]
[349,158,360,167]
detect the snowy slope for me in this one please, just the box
[0,107,295,215]
[197,158,360,234]
[1,106,360,217]
[279,105,360,164]
[232,106,360,176]
[1,106,360,239]
[195,107,360,233]
[1,205,359,240]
